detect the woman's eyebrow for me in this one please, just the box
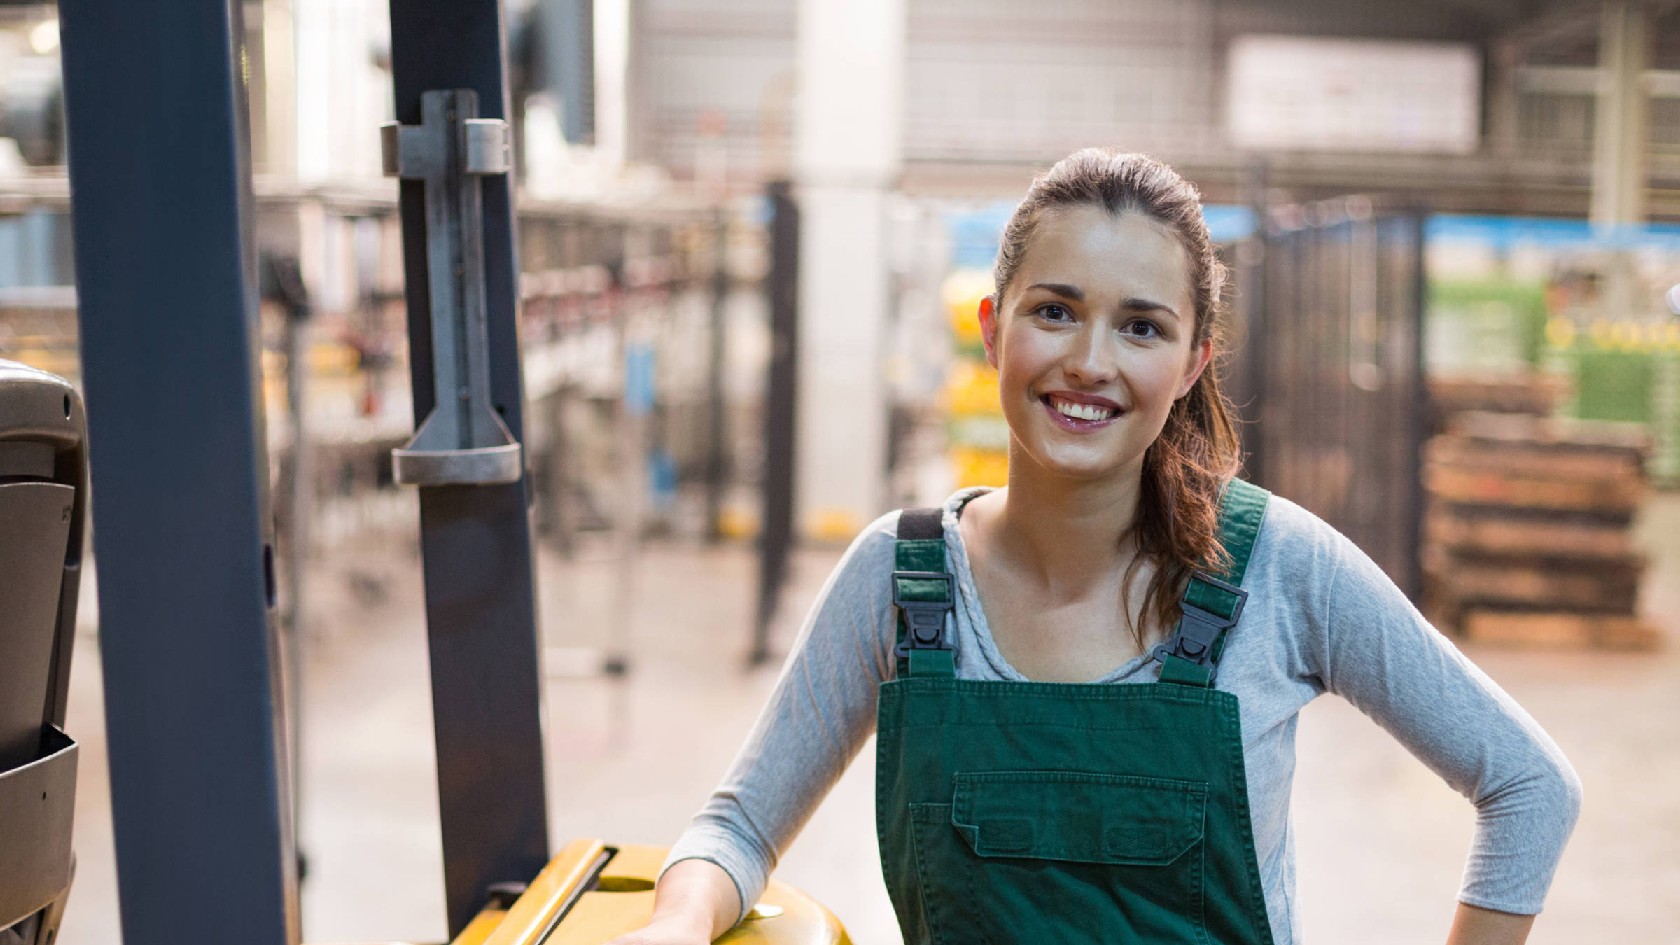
[1026,283,1182,321]
[1026,282,1083,301]
[1122,297,1181,321]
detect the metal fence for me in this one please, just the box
[1242,198,1428,597]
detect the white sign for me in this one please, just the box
[1226,35,1480,154]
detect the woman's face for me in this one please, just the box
[980,206,1211,484]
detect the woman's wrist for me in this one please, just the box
[651,858,743,941]
[639,913,716,942]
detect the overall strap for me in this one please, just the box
[893,508,955,678]
[1153,478,1271,688]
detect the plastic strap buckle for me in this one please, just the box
[1149,571,1247,673]
[892,570,954,657]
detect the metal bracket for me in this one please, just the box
[381,89,521,486]
[1149,571,1247,672]
[892,570,953,656]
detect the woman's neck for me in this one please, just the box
[985,452,1146,596]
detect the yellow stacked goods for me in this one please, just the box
[941,270,1007,488]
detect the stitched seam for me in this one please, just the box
[895,721,1221,734]
[874,709,886,860]
[1194,827,1212,945]
[891,678,1239,705]
[1224,701,1279,945]
[956,770,1209,792]
[910,807,951,945]
[1320,547,1345,687]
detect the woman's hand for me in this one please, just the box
[602,858,741,945]
[601,916,714,945]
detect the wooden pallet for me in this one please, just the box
[1421,408,1657,650]
[1424,554,1643,614]
[1425,437,1643,482]
[1461,611,1662,651]
[1444,410,1651,458]
[1425,465,1645,516]
[1424,511,1637,560]
[1428,376,1567,422]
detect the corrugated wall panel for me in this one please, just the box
[905,0,1218,163]
[632,0,797,175]
[631,0,1219,176]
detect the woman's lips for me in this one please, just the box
[1040,394,1122,432]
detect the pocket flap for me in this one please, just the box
[951,771,1206,866]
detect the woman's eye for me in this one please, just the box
[1121,319,1160,339]
[1034,303,1073,322]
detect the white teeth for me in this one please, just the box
[1051,398,1116,422]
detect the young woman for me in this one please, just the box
[609,150,1581,945]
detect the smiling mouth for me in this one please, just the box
[1043,394,1121,423]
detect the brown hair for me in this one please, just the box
[993,148,1243,645]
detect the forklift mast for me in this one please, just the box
[60,1,301,943]
[58,2,849,943]
[59,0,551,940]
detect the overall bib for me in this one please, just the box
[876,480,1276,945]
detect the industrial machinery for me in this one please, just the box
[49,1,849,944]
[449,843,847,945]
[0,360,84,945]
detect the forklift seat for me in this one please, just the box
[0,359,86,945]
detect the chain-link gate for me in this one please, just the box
[1238,198,1428,598]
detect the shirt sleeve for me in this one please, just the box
[1309,529,1583,915]
[660,511,901,921]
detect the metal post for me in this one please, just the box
[59,1,299,943]
[387,0,551,934]
[704,211,730,543]
[266,252,314,888]
[1487,40,1522,159]
[752,181,799,666]
[1402,210,1429,601]
[1233,161,1267,481]
[613,225,645,708]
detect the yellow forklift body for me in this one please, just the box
[449,839,852,945]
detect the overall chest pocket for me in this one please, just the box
[909,771,1210,945]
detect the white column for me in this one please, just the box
[792,0,906,540]
[293,0,389,183]
[1591,0,1649,230]
[595,0,633,169]
[259,0,298,176]
[1591,0,1649,324]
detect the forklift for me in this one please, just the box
[24,1,851,943]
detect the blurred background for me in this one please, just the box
[2,0,1679,942]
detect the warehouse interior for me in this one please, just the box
[2,0,1680,943]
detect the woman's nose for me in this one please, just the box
[1064,324,1119,386]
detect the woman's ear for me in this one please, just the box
[979,295,999,368]
[1177,338,1213,399]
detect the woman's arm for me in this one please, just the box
[610,512,904,941]
[1446,902,1536,945]
[1309,530,1582,924]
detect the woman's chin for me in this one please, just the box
[1019,446,1139,484]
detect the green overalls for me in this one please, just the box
[876,480,1276,945]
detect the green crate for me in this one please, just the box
[1549,340,1680,483]
[1427,280,1549,374]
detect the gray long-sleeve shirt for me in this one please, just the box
[665,489,1583,943]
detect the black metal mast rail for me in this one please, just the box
[59,2,299,944]
[386,0,552,935]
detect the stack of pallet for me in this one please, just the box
[1427,375,1570,431]
[1422,410,1658,649]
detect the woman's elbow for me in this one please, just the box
[1555,756,1584,832]
[1533,751,1584,840]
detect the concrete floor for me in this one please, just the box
[53,494,1680,945]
